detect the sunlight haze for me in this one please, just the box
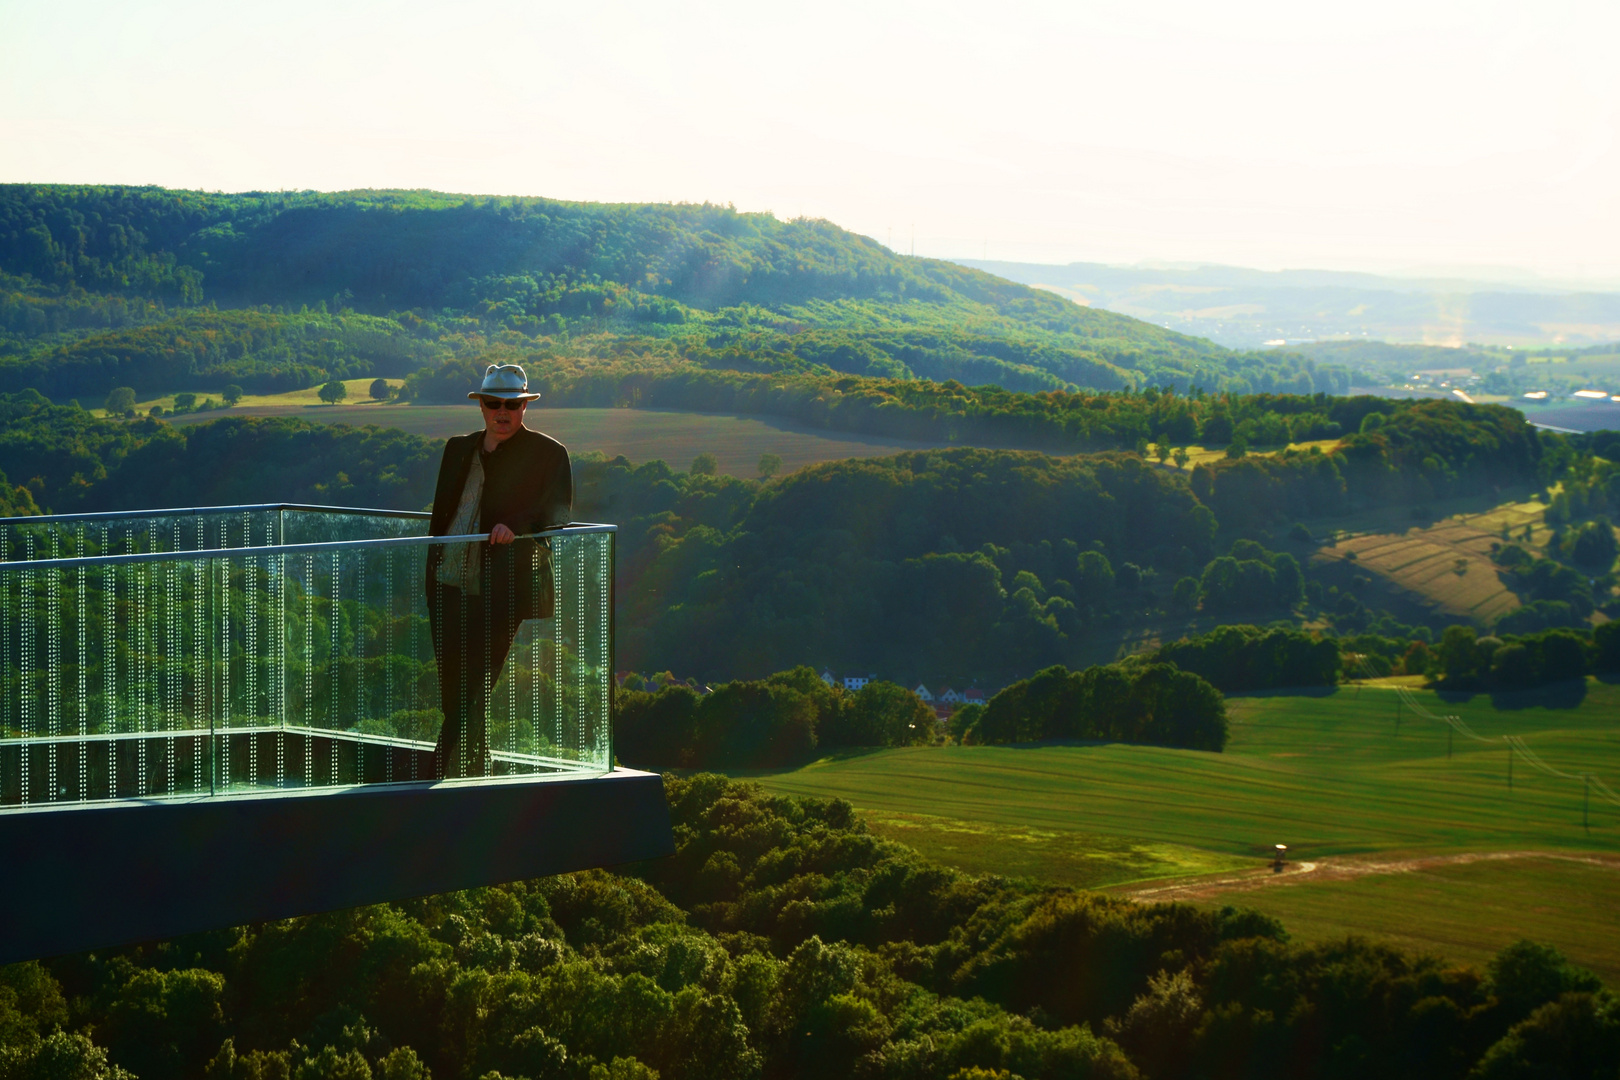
[3,0,1616,280]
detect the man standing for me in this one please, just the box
[427,364,572,778]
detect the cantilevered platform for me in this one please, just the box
[0,767,672,965]
[0,504,670,964]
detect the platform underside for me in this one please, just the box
[0,767,673,965]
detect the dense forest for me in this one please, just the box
[2,775,1613,1080]
[0,185,1351,406]
[0,391,1601,684]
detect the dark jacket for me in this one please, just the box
[426,426,573,618]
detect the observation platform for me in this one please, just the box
[0,504,671,964]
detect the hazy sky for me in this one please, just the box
[3,0,1617,281]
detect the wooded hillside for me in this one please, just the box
[0,185,1350,400]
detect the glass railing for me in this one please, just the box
[0,506,615,808]
[0,503,428,563]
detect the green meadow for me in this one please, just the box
[1180,854,1620,986]
[747,679,1620,980]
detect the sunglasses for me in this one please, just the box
[478,397,527,411]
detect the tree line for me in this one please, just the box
[1,774,1612,1080]
[959,660,1228,750]
[614,658,1229,770]
[613,667,934,769]
[613,613,1620,770]
[0,393,1599,686]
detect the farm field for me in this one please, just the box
[162,402,957,476]
[141,385,1354,479]
[1247,484,1574,626]
[109,378,407,415]
[1122,852,1620,986]
[746,680,1620,978]
[1307,500,1551,625]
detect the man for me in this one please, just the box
[426,363,572,778]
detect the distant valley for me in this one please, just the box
[959,258,1620,350]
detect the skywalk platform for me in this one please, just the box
[0,504,671,963]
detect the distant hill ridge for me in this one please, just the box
[0,185,1349,399]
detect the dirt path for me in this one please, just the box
[1120,850,1620,903]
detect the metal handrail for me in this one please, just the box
[0,522,617,572]
[0,502,431,527]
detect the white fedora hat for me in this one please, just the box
[469,363,541,401]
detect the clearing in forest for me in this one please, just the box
[1302,492,1554,625]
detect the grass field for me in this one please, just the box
[1154,438,1341,469]
[745,679,1620,979]
[1133,854,1620,985]
[159,401,955,477]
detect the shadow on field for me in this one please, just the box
[1435,678,1589,711]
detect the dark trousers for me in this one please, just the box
[429,583,521,779]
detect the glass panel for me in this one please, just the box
[0,512,613,809]
[0,505,429,563]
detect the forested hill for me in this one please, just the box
[0,184,1350,399]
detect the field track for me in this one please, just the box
[1122,849,1620,902]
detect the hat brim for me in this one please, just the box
[469,391,542,401]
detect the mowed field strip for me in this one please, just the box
[746,681,1620,979]
[165,403,957,477]
[1295,489,1556,623]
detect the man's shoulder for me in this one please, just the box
[516,425,569,459]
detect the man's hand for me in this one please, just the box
[489,524,516,544]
